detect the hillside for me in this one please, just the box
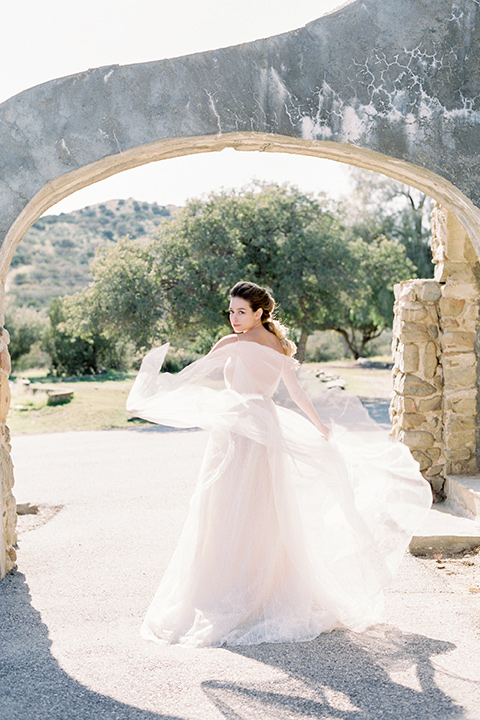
[6,198,177,308]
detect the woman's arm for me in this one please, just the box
[282,361,331,440]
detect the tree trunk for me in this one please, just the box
[334,327,361,360]
[296,329,309,363]
[359,328,383,358]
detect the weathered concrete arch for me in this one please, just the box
[1,0,480,283]
[2,131,480,283]
[1,0,480,575]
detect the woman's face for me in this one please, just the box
[229,296,263,333]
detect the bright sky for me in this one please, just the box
[0,0,353,214]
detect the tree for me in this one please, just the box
[5,304,48,365]
[343,169,434,278]
[45,182,420,371]
[43,235,168,374]
[149,192,245,349]
[45,292,130,376]
[88,238,166,350]
[44,297,106,375]
[327,236,416,359]
[152,184,352,359]
[228,185,352,360]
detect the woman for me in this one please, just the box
[127,281,432,647]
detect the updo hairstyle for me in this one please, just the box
[230,281,297,357]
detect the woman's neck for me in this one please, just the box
[243,324,269,339]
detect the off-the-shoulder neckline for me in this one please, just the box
[235,336,288,359]
[214,334,291,360]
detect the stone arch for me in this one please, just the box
[2,131,480,283]
[1,0,480,574]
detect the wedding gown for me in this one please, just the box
[127,337,432,647]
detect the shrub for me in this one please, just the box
[161,348,200,373]
[304,331,350,363]
[14,342,51,372]
[5,305,49,368]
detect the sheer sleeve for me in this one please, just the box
[126,342,242,430]
[281,359,330,438]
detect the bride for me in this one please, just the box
[127,281,432,647]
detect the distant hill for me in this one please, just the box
[6,198,177,308]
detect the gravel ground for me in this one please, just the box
[1,428,480,720]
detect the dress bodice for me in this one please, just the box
[224,341,286,398]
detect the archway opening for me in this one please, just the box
[5,136,439,380]
[4,134,480,580]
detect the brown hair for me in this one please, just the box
[230,281,297,357]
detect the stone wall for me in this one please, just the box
[0,329,15,577]
[391,279,444,498]
[391,204,480,500]
[433,207,480,477]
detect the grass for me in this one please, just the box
[307,360,394,400]
[8,371,145,435]
[7,361,395,436]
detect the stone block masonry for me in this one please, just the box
[391,279,445,499]
[391,205,480,500]
[0,328,15,576]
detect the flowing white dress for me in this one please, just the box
[127,337,432,647]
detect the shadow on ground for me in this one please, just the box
[203,629,463,719]
[0,571,181,720]
[0,571,465,720]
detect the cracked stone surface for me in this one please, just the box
[0,0,480,274]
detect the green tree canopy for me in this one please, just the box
[46,182,421,370]
[5,304,48,365]
[88,238,165,350]
[44,296,112,375]
[150,184,352,358]
[342,169,434,278]
[326,236,416,359]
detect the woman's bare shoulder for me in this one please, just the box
[210,334,238,352]
[243,334,285,355]
[268,336,287,355]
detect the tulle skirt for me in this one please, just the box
[128,342,432,647]
[140,396,431,647]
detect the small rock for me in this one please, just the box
[16,503,39,515]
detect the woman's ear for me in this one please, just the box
[255,308,263,321]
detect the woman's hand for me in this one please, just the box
[315,419,331,441]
